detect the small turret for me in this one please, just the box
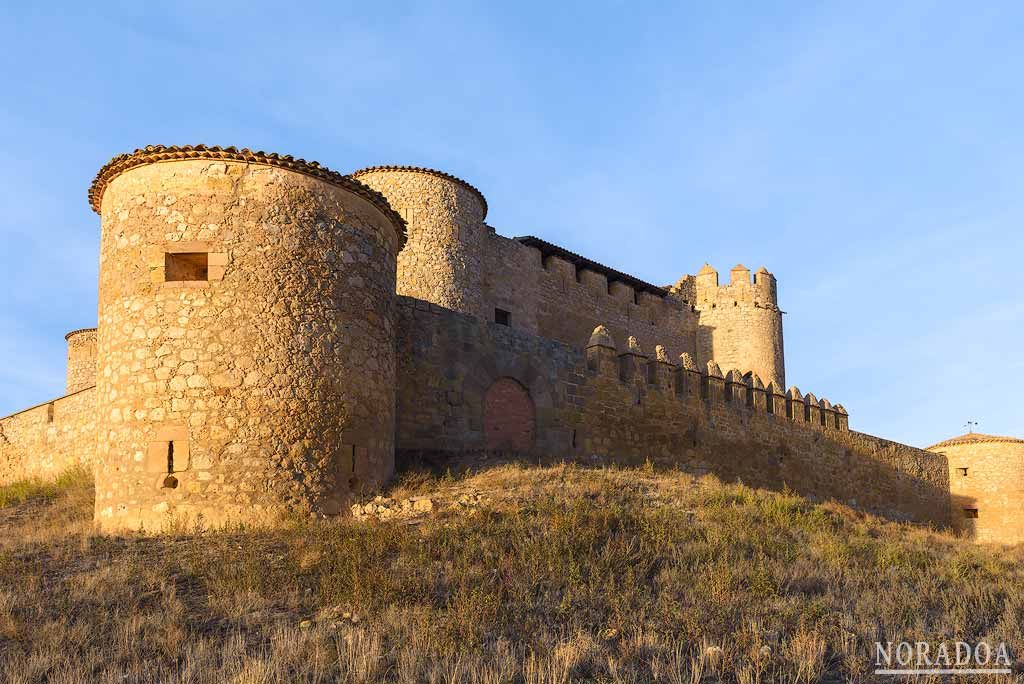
[619,336,647,382]
[695,263,719,297]
[351,165,487,318]
[586,324,618,375]
[786,386,806,423]
[705,360,726,403]
[693,261,785,387]
[730,264,751,285]
[753,266,778,304]
[64,327,97,394]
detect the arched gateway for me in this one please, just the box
[483,377,535,451]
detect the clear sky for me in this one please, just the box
[1,2,1021,448]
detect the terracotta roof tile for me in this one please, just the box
[89,145,408,248]
[351,165,488,219]
[926,432,1024,450]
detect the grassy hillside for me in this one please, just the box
[0,462,1021,683]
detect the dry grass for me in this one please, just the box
[0,462,1022,682]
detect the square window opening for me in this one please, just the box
[963,508,979,519]
[165,252,209,282]
[494,308,511,326]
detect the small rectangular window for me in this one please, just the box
[957,467,968,477]
[963,508,979,519]
[494,308,511,326]
[165,252,208,282]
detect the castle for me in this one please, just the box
[0,145,1018,542]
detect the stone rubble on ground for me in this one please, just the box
[350,490,487,521]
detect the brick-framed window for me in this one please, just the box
[165,252,208,281]
[146,425,189,489]
[152,241,227,288]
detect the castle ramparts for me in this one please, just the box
[0,144,964,534]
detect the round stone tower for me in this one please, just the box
[694,264,785,388]
[64,327,97,394]
[88,145,406,532]
[927,432,1024,544]
[350,166,487,318]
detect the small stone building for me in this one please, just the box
[927,433,1024,544]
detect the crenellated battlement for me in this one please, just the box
[585,325,845,431]
[671,263,779,309]
[518,237,682,312]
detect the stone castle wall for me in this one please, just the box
[396,298,950,525]
[477,233,698,360]
[0,387,96,484]
[930,438,1024,544]
[474,234,784,387]
[0,151,960,535]
[65,328,98,394]
[338,167,785,389]
[528,242,697,360]
[91,151,403,531]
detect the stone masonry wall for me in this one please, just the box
[932,440,1024,544]
[354,167,782,386]
[353,168,487,319]
[479,233,700,360]
[93,156,401,532]
[395,296,580,458]
[396,299,950,526]
[0,387,96,484]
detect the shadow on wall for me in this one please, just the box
[394,296,951,528]
[949,492,978,540]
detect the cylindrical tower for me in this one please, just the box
[927,432,1024,544]
[65,327,97,394]
[88,145,406,532]
[350,166,487,318]
[694,264,785,387]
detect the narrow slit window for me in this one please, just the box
[957,467,968,477]
[494,308,511,326]
[162,442,179,489]
[963,508,979,519]
[165,252,208,282]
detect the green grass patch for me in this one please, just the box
[0,465,91,508]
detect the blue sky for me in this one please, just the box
[1,2,1021,447]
